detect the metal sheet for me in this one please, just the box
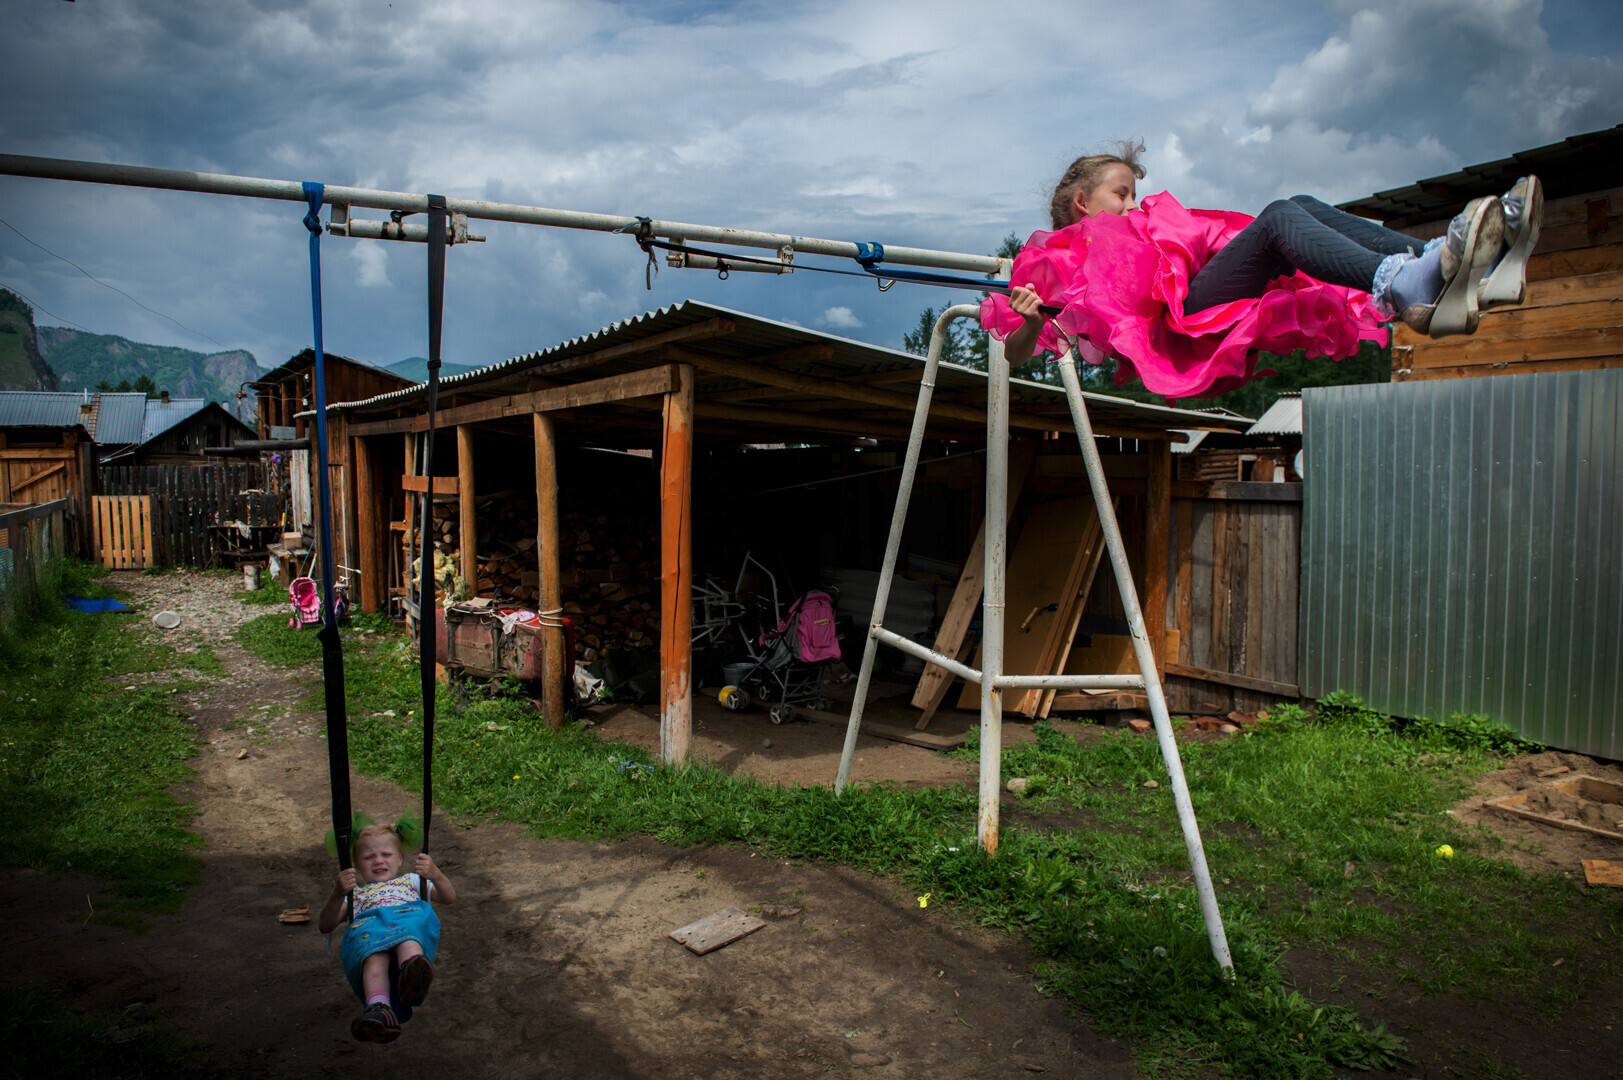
[1302,372,1622,758]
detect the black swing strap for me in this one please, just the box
[417,194,448,868]
[301,182,354,873]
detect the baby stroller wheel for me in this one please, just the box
[769,704,794,725]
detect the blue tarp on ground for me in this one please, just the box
[64,595,132,614]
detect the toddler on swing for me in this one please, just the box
[985,140,1541,400]
[317,816,457,1043]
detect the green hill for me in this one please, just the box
[35,326,265,406]
[385,356,481,383]
[0,291,60,391]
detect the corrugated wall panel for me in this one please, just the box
[1302,372,1621,758]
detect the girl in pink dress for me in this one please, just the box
[982,142,1541,400]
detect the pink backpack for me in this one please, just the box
[791,591,841,664]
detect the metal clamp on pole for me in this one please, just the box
[327,204,485,243]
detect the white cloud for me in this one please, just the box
[819,305,864,329]
[351,243,390,289]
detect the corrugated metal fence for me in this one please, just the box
[1301,372,1621,758]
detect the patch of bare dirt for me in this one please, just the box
[1,571,1137,1078]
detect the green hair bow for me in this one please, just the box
[324,811,424,858]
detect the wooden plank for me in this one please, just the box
[400,474,460,495]
[347,364,685,437]
[1173,481,1303,502]
[1144,440,1171,669]
[914,634,977,729]
[658,361,695,767]
[0,448,75,460]
[1583,861,1623,887]
[911,442,1036,722]
[1245,505,1265,678]
[696,400,918,442]
[8,462,67,495]
[139,495,153,568]
[1164,662,1299,698]
[457,425,476,591]
[1209,501,1230,671]
[1392,353,1623,382]
[958,497,1100,711]
[1528,240,1623,281]
[1402,325,1623,370]
[1036,513,1110,719]
[1229,500,1248,686]
[798,706,963,750]
[1048,690,1148,712]
[1281,505,1300,688]
[1175,500,1193,664]
[533,409,565,730]
[1395,297,1622,350]
[668,907,767,955]
[353,436,380,613]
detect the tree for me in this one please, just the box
[132,374,158,398]
[114,379,132,393]
[94,380,112,391]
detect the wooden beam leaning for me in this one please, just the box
[1164,662,1299,699]
[667,345,1070,434]
[346,365,684,437]
[533,410,566,729]
[1144,439,1172,669]
[457,425,476,593]
[658,360,696,766]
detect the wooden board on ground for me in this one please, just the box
[1582,860,1623,886]
[797,706,963,751]
[1025,504,1106,717]
[669,907,767,955]
[1484,776,1623,842]
[1048,689,1148,712]
[911,442,1036,721]
[957,497,1100,711]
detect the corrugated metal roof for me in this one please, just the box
[1170,430,1210,454]
[140,399,211,444]
[0,390,148,442]
[1246,392,1302,436]
[92,393,149,444]
[327,300,1254,439]
[1336,124,1623,229]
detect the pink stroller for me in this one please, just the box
[288,576,349,629]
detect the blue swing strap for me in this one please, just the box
[302,181,355,875]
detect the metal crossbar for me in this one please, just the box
[832,306,1233,970]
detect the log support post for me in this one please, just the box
[457,424,476,593]
[1144,438,1171,670]
[533,411,566,729]
[353,433,380,614]
[658,358,695,766]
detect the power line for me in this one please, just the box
[0,213,226,348]
[0,279,95,334]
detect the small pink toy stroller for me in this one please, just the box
[288,576,350,629]
[736,587,843,724]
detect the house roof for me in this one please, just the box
[1246,392,1303,437]
[1336,124,1623,229]
[257,348,415,388]
[0,390,147,443]
[327,300,1256,445]
[140,397,211,443]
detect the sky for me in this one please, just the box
[1,0,1619,380]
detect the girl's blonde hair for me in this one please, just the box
[352,822,408,862]
[1049,140,1147,229]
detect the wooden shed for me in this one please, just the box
[1336,123,1623,382]
[252,348,413,439]
[104,395,257,466]
[0,390,147,555]
[319,301,1275,760]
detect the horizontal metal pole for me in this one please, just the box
[991,673,1146,690]
[332,219,485,243]
[0,153,1006,274]
[671,252,790,275]
[872,626,981,686]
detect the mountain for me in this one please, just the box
[34,326,265,411]
[385,356,481,383]
[0,291,60,391]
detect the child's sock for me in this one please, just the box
[366,992,390,1008]
[1380,241,1447,312]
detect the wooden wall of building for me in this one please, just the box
[1392,185,1623,381]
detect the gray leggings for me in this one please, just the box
[1183,195,1421,315]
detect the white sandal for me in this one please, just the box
[1400,196,1504,338]
[1478,175,1542,309]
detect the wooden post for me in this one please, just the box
[457,424,476,593]
[353,434,380,614]
[403,432,417,635]
[1144,439,1172,669]
[533,411,566,729]
[658,361,695,766]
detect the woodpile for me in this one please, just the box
[409,494,660,661]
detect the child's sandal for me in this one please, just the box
[399,955,435,1007]
[351,1002,402,1043]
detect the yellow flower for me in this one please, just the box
[917,894,930,909]
[512,774,521,780]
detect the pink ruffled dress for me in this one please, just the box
[980,192,1389,400]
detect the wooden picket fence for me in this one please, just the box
[97,463,287,568]
[93,495,155,569]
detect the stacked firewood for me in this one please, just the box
[417,497,660,660]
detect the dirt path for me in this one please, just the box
[3,571,1136,1079]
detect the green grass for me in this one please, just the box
[228,617,1623,1078]
[0,987,207,1080]
[0,561,204,922]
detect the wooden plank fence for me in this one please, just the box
[93,495,154,569]
[98,463,288,568]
